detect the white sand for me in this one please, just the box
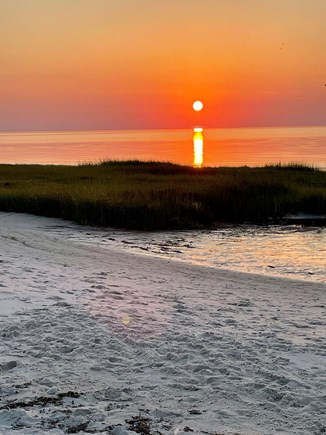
[0,212,325,435]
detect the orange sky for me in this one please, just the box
[1,0,326,131]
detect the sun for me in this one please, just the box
[193,100,204,112]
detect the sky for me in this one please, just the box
[1,0,326,131]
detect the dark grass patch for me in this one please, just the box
[0,161,325,230]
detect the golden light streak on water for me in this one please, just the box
[193,127,204,168]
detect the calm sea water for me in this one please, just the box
[0,126,325,168]
[46,223,326,283]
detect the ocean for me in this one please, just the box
[0,126,325,168]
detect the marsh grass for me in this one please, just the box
[0,161,325,229]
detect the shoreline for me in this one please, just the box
[1,211,326,288]
[0,212,325,434]
[18,211,325,285]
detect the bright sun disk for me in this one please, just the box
[193,100,204,111]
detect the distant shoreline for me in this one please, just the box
[0,161,325,230]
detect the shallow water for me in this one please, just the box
[46,223,326,283]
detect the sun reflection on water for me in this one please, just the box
[193,127,204,168]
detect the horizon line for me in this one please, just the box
[1,124,326,135]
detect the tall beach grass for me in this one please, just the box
[0,161,325,229]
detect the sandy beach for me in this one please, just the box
[0,212,325,434]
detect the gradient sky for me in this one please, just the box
[1,0,326,131]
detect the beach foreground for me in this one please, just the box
[0,213,325,434]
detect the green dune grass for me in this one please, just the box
[0,161,325,229]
